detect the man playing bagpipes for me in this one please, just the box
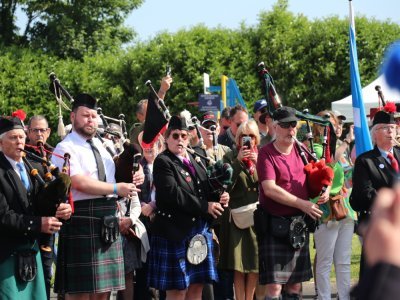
[0,116,72,300]
[51,94,142,299]
[350,108,400,280]
[24,114,59,300]
[255,107,325,300]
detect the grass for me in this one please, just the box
[309,234,362,281]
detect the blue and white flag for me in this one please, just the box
[349,0,372,156]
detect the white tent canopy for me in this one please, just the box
[331,75,400,122]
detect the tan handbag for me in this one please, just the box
[230,202,257,229]
[329,194,348,221]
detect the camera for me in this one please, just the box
[242,136,252,149]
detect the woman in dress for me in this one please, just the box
[218,120,260,300]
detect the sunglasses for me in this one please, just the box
[240,134,256,139]
[278,121,297,129]
[203,123,216,130]
[171,133,188,140]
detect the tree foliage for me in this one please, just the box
[1,0,400,144]
[0,0,144,58]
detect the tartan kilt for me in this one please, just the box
[258,229,312,285]
[54,198,125,294]
[147,219,218,291]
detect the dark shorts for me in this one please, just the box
[258,230,312,285]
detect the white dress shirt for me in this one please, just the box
[51,131,116,201]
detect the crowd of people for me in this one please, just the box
[1,73,400,300]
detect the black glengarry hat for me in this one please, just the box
[168,116,188,131]
[0,117,24,135]
[372,110,396,126]
[272,106,299,123]
[72,93,97,110]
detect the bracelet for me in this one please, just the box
[113,183,117,195]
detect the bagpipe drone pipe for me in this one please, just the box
[22,149,72,216]
[256,62,335,199]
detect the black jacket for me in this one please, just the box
[353,262,400,300]
[151,149,218,241]
[0,152,42,263]
[350,146,400,222]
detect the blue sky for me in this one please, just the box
[127,0,399,41]
[15,1,399,40]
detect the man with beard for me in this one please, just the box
[256,107,323,300]
[25,115,55,300]
[51,93,140,300]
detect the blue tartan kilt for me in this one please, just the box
[54,198,125,294]
[147,219,218,291]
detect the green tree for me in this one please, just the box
[0,0,144,59]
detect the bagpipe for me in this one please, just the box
[141,74,234,195]
[21,147,72,216]
[257,62,335,199]
[49,72,137,159]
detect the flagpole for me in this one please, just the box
[349,0,373,156]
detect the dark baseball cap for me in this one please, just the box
[200,111,217,126]
[253,99,268,113]
[273,106,299,123]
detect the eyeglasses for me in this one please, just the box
[240,134,256,139]
[29,128,49,134]
[278,122,297,129]
[171,133,188,140]
[377,125,397,132]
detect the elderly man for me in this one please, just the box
[256,107,323,300]
[350,110,400,278]
[52,93,142,300]
[0,116,71,299]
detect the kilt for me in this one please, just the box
[258,230,312,285]
[147,219,218,291]
[54,198,125,294]
[0,242,47,300]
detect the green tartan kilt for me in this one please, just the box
[54,198,125,294]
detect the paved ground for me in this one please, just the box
[51,280,357,299]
